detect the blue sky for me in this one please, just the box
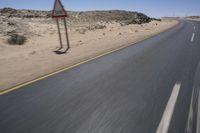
[0,0,200,17]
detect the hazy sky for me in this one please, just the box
[0,0,200,17]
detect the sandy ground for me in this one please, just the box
[0,20,178,91]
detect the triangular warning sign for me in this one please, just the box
[52,0,68,18]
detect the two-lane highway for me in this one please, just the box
[0,20,200,133]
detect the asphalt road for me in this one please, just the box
[0,20,200,133]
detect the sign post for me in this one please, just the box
[52,0,70,53]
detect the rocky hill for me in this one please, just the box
[0,8,152,25]
[185,16,200,19]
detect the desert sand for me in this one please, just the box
[0,17,177,91]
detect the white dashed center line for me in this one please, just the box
[190,33,195,42]
[156,83,181,133]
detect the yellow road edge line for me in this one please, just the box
[0,22,179,95]
[0,44,130,95]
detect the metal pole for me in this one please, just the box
[56,18,63,48]
[63,18,70,51]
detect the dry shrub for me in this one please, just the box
[76,29,87,34]
[94,24,106,30]
[7,34,26,45]
[87,24,106,30]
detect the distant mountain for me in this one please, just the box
[185,16,200,19]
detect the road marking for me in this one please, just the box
[190,33,195,42]
[197,91,200,133]
[185,87,195,133]
[194,26,196,30]
[156,83,181,133]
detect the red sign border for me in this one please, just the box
[52,0,68,18]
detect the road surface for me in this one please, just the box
[0,20,200,133]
